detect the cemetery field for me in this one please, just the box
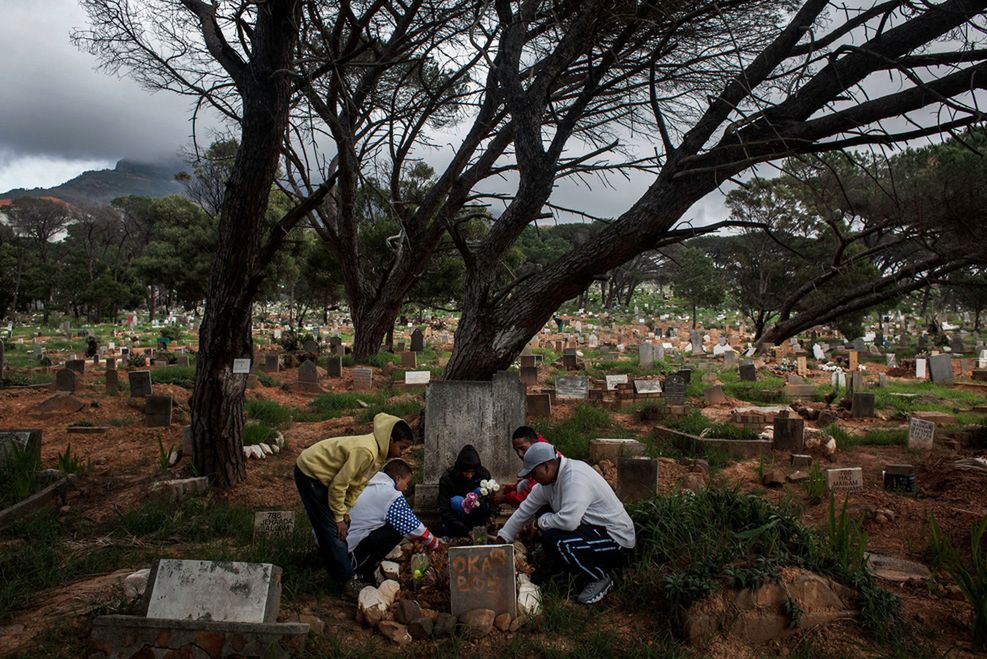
[2,327,987,658]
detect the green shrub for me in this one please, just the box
[663,409,758,440]
[823,494,868,574]
[149,366,196,388]
[243,423,276,446]
[538,404,613,459]
[0,443,41,507]
[356,399,423,424]
[804,462,825,504]
[245,399,295,426]
[929,515,987,650]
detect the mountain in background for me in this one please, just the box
[0,159,187,206]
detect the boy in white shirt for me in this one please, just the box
[497,442,636,604]
[347,459,441,583]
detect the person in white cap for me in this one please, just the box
[496,442,636,604]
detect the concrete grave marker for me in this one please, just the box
[739,362,757,382]
[664,374,686,406]
[65,359,85,374]
[526,393,551,418]
[555,376,589,400]
[520,355,536,369]
[634,380,662,395]
[928,354,953,384]
[851,392,875,419]
[520,366,538,387]
[54,368,77,393]
[405,371,431,385]
[723,350,737,368]
[302,339,318,353]
[263,353,280,372]
[129,370,152,398]
[915,358,927,379]
[448,544,517,617]
[253,511,296,540]
[773,415,804,451]
[639,342,654,368]
[848,351,858,372]
[812,344,826,361]
[145,396,173,427]
[105,368,118,392]
[907,417,935,450]
[825,467,863,492]
[145,559,282,624]
[605,374,629,391]
[617,457,658,502]
[689,330,705,354]
[410,328,425,353]
[401,351,417,369]
[353,367,374,391]
[704,385,726,406]
[326,355,343,378]
[297,360,319,390]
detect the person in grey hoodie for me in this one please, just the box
[497,442,636,604]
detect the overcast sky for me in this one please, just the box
[0,0,734,225]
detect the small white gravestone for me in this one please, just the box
[253,511,296,540]
[405,371,431,385]
[907,417,935,450]
[605,374,629,391]
[634,380,662,395]
[915,358,927,379]
[825,468,863,492]
[812,344,825,360]
[831,370,846,389]
[145,559,282,623]
[232,358,251,374]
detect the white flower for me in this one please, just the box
[479,488,489,496]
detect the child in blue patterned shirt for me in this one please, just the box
[346,459,442,583]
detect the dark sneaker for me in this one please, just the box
[576,575,612,604]
[340,579,364,602]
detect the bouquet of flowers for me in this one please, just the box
[462,478,501,514]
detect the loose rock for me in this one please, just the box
[377,620,412,645]
[394,599,422,625]
[494,613,512,632]
[408,616,433,640]
[358,586,388,627]
[433,613,457,638]
[459,608,496,639]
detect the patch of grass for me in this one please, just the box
[929,514,987,650]
[662,409,758,440]
[308,392,384,419]
[875,380,987,418]
[0,443,41,508]
[147,365,196,388]
[826,424,906,449]
[805,462,826,504]
[364,351,400,369]
[245,398,296,427]
[718,368,788,403]
[56,445,90,476]
[243,422,276,446]
[537,404,615,459]
[110,496,254,545]
[356,398,423,424]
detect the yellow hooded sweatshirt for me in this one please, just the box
[296,413,409,522]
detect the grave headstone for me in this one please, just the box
[878,373,887,387]
[634,379,662,395]
[886,353,897,368]
[555,376,589,400]
[405,371,431,385]
[302,339,318,353]
[605,374,629,391]
[831,370,847,389]
[689,330,705,354]
[422,374,526,497]
[145,396,173,427]
[105,368,118,392]
[617,457,658,502]
[723,350,737,368]
[526,393,552,418]
[950,335,965,354]
[825,467,863,492]
[907,417,935,450]
[703,385,727,406]
[848,351,858,372]
[253,511,296,540]
[263,353,280,372]
[298,359,319,386]
[65,359,85,374]
[329,335,343,354]
[129,370,152,398]
[664,374,686,406]
[797,356,808,378]
[0,340,4,377]
[520,366,539,387]
[915,358,927,379]
[812,344,826,361]
[562,348,578,371]
[773,415,805,451]
[0,429,41,466]
[638,342,654,368]
[851,392,875,418]
[326,355,343,378]
[145,559,282,624]
[852,338,866,352]
[54,368,76,393]
[739,362,757,382]
[928,354,953,384]
[410,328,425,353]
[448,544,517,618]
[401,351,417,369]
[882,464,916,492]
[676,369,692,385]
[353,367,374,391]
[850,370,863,392]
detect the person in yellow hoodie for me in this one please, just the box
[294,412,414,586]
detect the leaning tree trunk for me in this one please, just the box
[189,0,301,487]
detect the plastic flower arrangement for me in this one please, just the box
[462,478,501,514]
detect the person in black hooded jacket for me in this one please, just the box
[437,444,492,537]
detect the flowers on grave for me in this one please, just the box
[462,478,501,514]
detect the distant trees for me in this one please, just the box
[671,248,725,328]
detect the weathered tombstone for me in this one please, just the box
[353,367,374,391]
[129,370,152,398]
[145,396,173,427]
[886,353,897,368]
[526,393,552,418]
[676,369,693,385]
[0,429,41,466]
[617,457,658,502]
[852,338,866,352]
[950,335,965,354]
[405,371,431,386]
[326,355,343,378]
[639,342,654,368]
[419,374,526,513]
[555,376,589,400]
[689,330,705,354]
[588,334,599,348]
[703,385,727,406]
[850,370,863,393]
[812,344,826,361]
[739,362,757,382]
[878,373,887,387]
[773,415,805,451]
[605,374,629,391]
[791,454,813,468]
[882,464,916,492]
[915,358,927,379]
[65,359,85,374]
[263,353,280,372]
[520,366,539,387]
[928,354,953,384]
[851,392,875,419]
[410,328,425,353]
[634,379,662,395]
[297,359,319,391]
[664,373,686,406]
[589,438,646,463]
[253,511,296,541]
[797,356,808,378]
[907,417,935,450]
[145,559,282,624]
[825,467,863,492]
[723,350,737,368]
[448,544,517,617]
[105,368,118,392]
[848,351,858,372]
[54,368,77,393]
[401,351,417,369]
[562,348,578,371]
[329,335,343,354]
[302,339,319,353]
